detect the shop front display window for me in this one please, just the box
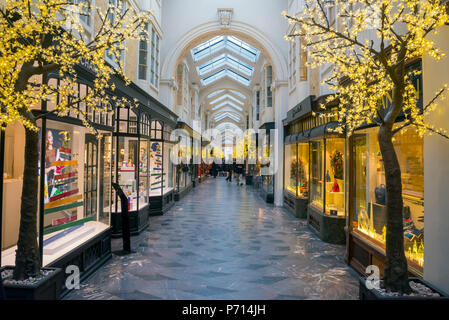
[150,140,164,196]
[2,119,112,267]
[114,107,150,213]
[284,143,297,195]
[325,138,345,216]
[297,142,309,198]
[165,142,175,191]
[352,126,424,269]
[310,140,323,210]
[117,136,138,211]
[139,138,149,209]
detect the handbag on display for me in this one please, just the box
[331,181,340,192]
[375,184,386,205]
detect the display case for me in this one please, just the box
[110,105,151,237]
[283,140,309,218]
[1,76,113,296]
[307,134,346,244]
[347,125,425,277]
[149,120,175,215]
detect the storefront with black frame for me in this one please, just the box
[148,119,176,215]
[1,64,115,296]
[110,103,151,237]
[345,59,424,278]
[283,95,346,244]
[283,96,314,218]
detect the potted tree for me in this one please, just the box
[0,0,149,299]
[284,0,449,297]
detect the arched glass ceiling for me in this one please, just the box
[210,94,244,106]
[229,90,246,100]
[207,90,225,99]
[215,112,241,122]
[192,36,260,63]
[202,68,250,86]
[198,53,254,77]
[211,101,243,112]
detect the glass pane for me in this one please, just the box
[117,137,138,212]
[139,138,149,209]
[310,140,323,210]
[298,142,309,198]
[325,138,345,216]
[353,126,424,269]
[150,141,164,196]
[284,144,297,196]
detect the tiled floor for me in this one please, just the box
[66,177,359,300]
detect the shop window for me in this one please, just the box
[325,138,345,216]
[2,120,111,266]
[284,144,297,195]
[298,142,310,198]
[310,140,323,210]
[1,122,26,257]
[139,138,149,209]
[352,126,424,269]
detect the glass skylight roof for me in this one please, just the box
[207,90,225,99]
[197,53,254,77]
[201,68,250,86]
[210,94,244,106]
[229,90,246,100]
[211,101,244,112]
[215,112,241,122]
[192,36,259,63]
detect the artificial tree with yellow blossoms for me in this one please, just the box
[0,0,150,280]
[284,0,449,294]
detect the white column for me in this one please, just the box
[423,28,449,293]
[159,78,177,112]
[272,80,288,207]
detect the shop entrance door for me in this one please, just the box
[85,134,98,219]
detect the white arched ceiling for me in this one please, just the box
[161,20,288,133]
[161,21,288,82]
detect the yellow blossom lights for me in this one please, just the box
[0,0,151,134]
[283,0,449,138]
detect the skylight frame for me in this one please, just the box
[211,100,244,112]
[214,112,241,122]
[197,53,254,77]
[210,94,244,106]
[207,90,225,99]
[192,36,260,64]
[230,90,246,99]
[201,68,251,86]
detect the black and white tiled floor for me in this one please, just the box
[66,178,359,300]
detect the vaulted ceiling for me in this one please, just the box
[186,35,263,129]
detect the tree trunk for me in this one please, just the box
[13,127,41,280]
[378,124,411,294]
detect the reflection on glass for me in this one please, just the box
[353,126,424,268]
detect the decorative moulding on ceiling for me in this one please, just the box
[218,8,234,27]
